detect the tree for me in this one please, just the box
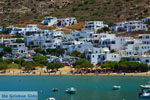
[1,24,8,28]
[34,48,42,54]
[103,27,110,32]
[41,50,46,55]
[57,49,65,56]
[97,28,104,33]
[145,20,150,25]
[47,63,64,71]
[70,50,82,57]
[72,59,93,69]
[23,61,35,71]
[0,52,4,57]
[101,59,149,72]
[14,58,25,66]
[97,27,110,33]
[33,56,48,66]
[0,62,8,70]
[0,43,5,48]
[46,48,57,55]
[46,48,65,56]
[11,35,24,38]
[3,47,12,54]
[8,64,19,69]
[0,59,3,62]
[15,39,24,43]
[3,59,13,64]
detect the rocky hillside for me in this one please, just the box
[0,0,150,26]
[0,0,76,25]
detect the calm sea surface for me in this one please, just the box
[0,76,149,100]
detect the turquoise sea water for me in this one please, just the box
[0,76,150,100]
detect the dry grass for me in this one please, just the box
[66,22,85,31]
[116,31,150,38]
[14,21,85,34]
[14,22,55,30]
[0,34,14,38]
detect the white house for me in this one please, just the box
[0,26,3,32]
[24,35,45,47]
[137,34,150,44]
[97,33,116,47]
[6,43,28,54]
[51,30,64,38]
[25,25,39,32]
[56,17,77,27]
[85,47,120,65]
[111,21,147,33]
[142,17,150,24]
[123,55,150,66]
[110,37,133,50]
[83,21,108,33]
[133,44,150,55]
[9,27,25,35]
[67,42,93,53]
[10,25,39,35]
[41,17,57,26]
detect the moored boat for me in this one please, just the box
[112,85,121,90]
[46,97,55,100]
[65,87,77,94]
[52,88,58,92]
[139,90,150,98]
[140,85,150,89]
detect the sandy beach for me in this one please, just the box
[0,72,150,77]
[0,66,150,77]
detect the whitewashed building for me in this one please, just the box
[56,17,77,27]
[85,47,120,65]
[51,30,64,38]
[41,17,57,26]
[111,21,147,33]
[83,21,108,33]
[142,17,150,24]
[6,43,28,54]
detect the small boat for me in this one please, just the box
[139,90,150,98]
[65,87,77,94]
[52,88,58,92]
[140,85,150,89]
[112,85,121,90]
[46,97,55,100]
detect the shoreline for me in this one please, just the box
[0,72,150,77]
[0,67,150,77]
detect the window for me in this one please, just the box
[145,60,149,63]
[132,58,135,61]
[111,41,115,44]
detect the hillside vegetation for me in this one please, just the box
[52,0,150,25]
[0,0,150,25]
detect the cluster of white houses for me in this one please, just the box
[111,17,150,33]
[41,17,77,27]
[0,17,150,66]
